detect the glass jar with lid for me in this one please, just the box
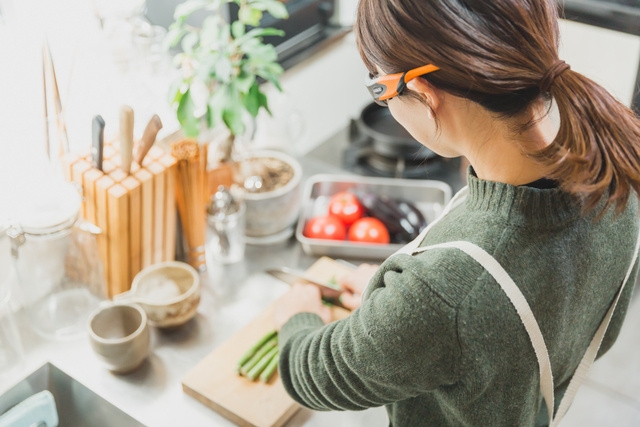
[0,222,24,378]
[7,179,106,341]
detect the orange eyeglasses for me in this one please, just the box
[365,64,440,107]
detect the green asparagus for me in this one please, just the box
[259,351,279,383]
[239,336,278,376]
[236,329,277,372]
[247,347,278,381]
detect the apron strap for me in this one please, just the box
[414,233,640,425]
[413,241,556,422]
[393,186,468,257]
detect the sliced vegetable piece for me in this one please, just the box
[240,336,278,376]
[260,351,279,383]
[236,329,277,372]
[248,347,278,381]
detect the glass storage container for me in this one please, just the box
[7,180,106,341]
[0,222,23,378]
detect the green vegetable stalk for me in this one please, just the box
[247,347,278,381]
[259,351,279,383]
[240,336,277,376]
[236,329,277,373]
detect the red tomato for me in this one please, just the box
[348,217,390,244]
[304,215,347,240]
[327,192,364,226]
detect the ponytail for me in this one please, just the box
[535,70,640,213]
[355,0,640,213]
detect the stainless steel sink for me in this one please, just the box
[0,363,146,427]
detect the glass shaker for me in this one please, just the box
[206,186,246,264]
[0,222,23,379]
[7,180,106,341]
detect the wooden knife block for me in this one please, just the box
[61,142,177,298]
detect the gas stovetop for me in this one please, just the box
[302,126,466,193]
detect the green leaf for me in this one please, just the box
[174,0,207,20]
[200,15,221,47]
[222,84,246,135]
[231,21,245,38]
[242,83,261,117]
[245,43,277,63]
[168,79,186,106]
[164,28,186,50]
[208,86,228,129]
[181,31,199,54]
[236,72,256,93]
[256,67,283,91]
[214,56,232,83]
[265,1,288,19]
[238,7,262,27]
[176,89,199,137]
[257,89,271,115]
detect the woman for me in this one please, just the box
[274,0,640,425]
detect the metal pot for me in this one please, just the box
[355,102,438,161]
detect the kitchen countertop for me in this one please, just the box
[0,150,390,427]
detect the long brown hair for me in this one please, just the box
[355,0,640,212]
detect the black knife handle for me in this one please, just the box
[92,115,105,171]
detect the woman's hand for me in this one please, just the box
[274,283,332,330]
[338,263,379,310]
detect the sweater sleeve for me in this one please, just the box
[278,255,461,411]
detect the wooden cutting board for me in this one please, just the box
[182,257,354,427]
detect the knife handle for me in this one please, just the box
[91,115,105,171]
[134,114,163,165]
[119,105,134,174]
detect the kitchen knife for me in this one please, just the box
[266,267,346,306]
[119,105,134,174]
[91,115,105,171]
[134,114,163,165]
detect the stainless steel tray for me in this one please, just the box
[295,174,452,260]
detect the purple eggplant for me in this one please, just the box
[357,193,428,243]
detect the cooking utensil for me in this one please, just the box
[91,115,105,171]
[266,266,344,303]
[134,114,162,165]
[355,102,437,161]
[42,40,70,158]
[119,105,134,174]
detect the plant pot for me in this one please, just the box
[239,150,303,238]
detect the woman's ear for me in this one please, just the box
[407,78,440,111]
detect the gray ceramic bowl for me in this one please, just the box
[87,303,150,374]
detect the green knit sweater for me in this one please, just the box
[279,174,639,427]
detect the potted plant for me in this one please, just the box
[165,0,303,238]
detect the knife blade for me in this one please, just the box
[91,115,105,171]
[266,267,345,305]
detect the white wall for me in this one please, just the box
[558,19,640,107]
[252,32,372,156]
